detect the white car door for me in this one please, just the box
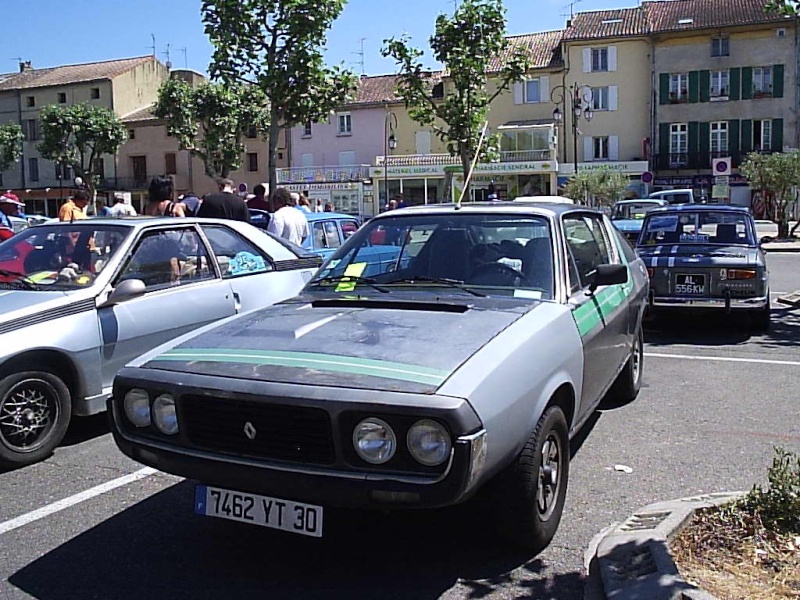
[98,225,235,388]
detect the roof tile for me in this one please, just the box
[563,7,649,41]
[489,30,564,72]
[0,56,158,92]
[644,0,791,33]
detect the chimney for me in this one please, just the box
[19,61,32,73]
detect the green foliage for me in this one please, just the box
[0,122,23,172]
[202,0,357,193]
[38,103,126,197]
[764,0,800,15]
[734,447,800,534]
[154,78,269,179]
[562,168,630,207]
[382,0,531,199]
[739,151,800,237]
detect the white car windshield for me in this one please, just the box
[309,213,555,300]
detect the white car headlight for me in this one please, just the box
[152,394,179,435]
[353,418,396,464]
[124,389,151,428]
[407,419,451,466]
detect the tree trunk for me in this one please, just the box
[267,110,281,211]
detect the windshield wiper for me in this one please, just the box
[385,276,487,297]
[310,275,390,293]
[0,269,38,290]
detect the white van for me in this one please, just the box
[648,189,695,205]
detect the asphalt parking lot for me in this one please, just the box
[0,253,798,600]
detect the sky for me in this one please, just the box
[5,0,640,77]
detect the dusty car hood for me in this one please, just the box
[143,296,537,394]
[636,244,761,268]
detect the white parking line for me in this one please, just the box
[645,352,800,367]
[0,467,156,536]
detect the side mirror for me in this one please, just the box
[100,278,146,307]
[759,236,774,245]
[589,264,628,293]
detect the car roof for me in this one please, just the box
[30,216,258,230]
[305,212,358,222]
[377,200,596,218]
[615,198,667,205]
[646,204,750,214]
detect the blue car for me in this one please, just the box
[611,199,668,244]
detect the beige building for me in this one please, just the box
[0,56,169,216]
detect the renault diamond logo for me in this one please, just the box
[243,422,257,440]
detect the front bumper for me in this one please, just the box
[651,294,768,309]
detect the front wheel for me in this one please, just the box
[0,371,72,469]
[604,326,644,405]
[492,406,570,553]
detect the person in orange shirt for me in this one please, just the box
[58,190,90,222]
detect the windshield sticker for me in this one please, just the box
[679,233,710,243]
[229,252,266,275]
[647,215,679,232]
[514,289,543,300]
[335,262,367,292]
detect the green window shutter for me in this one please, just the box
[698,122,710,155]
[728,119,740,154]
[688,121,699,154]
[741,67,753,100]
[741,119,753,153]
[659,123,671,155]
[699,70,710,102]
[689,71,700,103]
[659,73,670,105]
[773,64,784,98]
[729,68,740,101]
[772,118,784,151]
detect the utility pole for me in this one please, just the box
[163,43,172,70]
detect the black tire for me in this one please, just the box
[492,406,570,553]
[751,303,771,333]
[0,371,72,469]
[605,326,644,405]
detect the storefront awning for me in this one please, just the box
[497,119,555,130]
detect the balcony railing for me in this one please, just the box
[380,149,553,167]
[653,151,753,170]
[276,165,371,184]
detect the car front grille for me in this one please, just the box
[179,395,335,465]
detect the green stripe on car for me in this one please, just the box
[572,272,634,337]
[150,349,450,386]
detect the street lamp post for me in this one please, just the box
[550,82,594,182]
[383,111,398,210]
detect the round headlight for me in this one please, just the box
[407,419,451,466]
[124,389,151,428]
[353,418,396,464]
[152,394,178,435]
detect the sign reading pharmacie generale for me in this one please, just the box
[369,161,557,178]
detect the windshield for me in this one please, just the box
[0,223,132,289]
[612,202,664,220]
[308,213,555,300]
[640,211,755,246]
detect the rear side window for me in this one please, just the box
[201,225,272,278]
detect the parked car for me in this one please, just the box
[0,217,321,468]
[303,212,361,260]
[637,205,770,329]
[648,189,695,205]
[611,198,669,243]
[110,200,649,552]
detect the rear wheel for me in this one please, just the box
[491,406,570,553]
[0,371,71,469]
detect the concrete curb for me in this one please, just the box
[586,491,746,600]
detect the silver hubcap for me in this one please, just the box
[631,332,642,384]
[537,433,562,520]
[0,379,58,453]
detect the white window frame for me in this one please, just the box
[753,67,773,95]
[669,73,689,102]
[711,37,729,57]
[710,70,729,99]
[591,47,608,72]
[754,119,773,151]
[593,136,609,160]
[591,86,609,111]
[337,112,352,135]
[670,123,688,167]
[524,78,541,103]
[710,122,728,154]
[302,121,312,137]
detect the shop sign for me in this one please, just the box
[283,182,361,192]
[560,161,649,175]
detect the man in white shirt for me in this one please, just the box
[107,193,138,217]
[268,187,309,246]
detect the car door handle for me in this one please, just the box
[233,292,242,313]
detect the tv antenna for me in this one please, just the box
[148,34,156,57]
[162,43,172,70]
[562,0,584,19]
[179,47,188,70]
[351,38,366,75]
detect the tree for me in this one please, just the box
[0,123,23,172]
[38,103,126,202]
[382,0,531,201]
[202,0,357,197]
[154,78,270,181]
[739,151,800,238]
[562,168,630,207]
[764,0,800,15]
